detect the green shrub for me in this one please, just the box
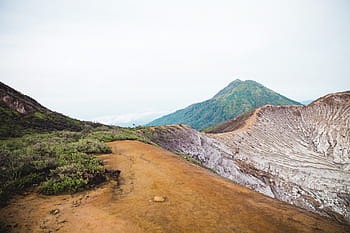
[68,139,112,154]
[85,127,151,144]
[0,173,43,205]
[39,154,105,195]
[40,175,89,195]
[0,131,109,203]
[0,219,8,233]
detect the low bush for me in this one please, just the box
[85,127,149,143]
[40,175,89,195]
[0,219,8,233]
[68,139,112,154]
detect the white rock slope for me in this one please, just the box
[149,91,350,224]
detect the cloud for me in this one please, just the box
[1,0,349,121]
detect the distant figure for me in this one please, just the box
[233,147,239,154]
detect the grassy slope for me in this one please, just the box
[0,81,102,139]
[0,102,93,138]
[148,80,301,130]
[0,124,152,206]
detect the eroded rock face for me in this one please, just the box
[150,125,275,197]
[1,95,35,114]
[0,81,47,115]
[150,91,350,224]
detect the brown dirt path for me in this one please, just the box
[1,140,349,233]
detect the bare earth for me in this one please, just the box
[0,140,349,233]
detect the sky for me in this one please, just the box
[1,0,350,126]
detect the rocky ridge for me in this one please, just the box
[149,91,350,224]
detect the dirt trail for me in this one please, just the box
[1,140,349,233]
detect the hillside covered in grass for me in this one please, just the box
[0,81,102,138]
[147,79,301,130]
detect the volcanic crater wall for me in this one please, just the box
[150,92,350,224]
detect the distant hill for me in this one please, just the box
[147,79,301,130]
[0,81,101,138]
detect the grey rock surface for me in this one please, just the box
[149,91,350,224]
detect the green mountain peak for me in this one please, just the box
[213,79,242,98]
[147,79,301,130]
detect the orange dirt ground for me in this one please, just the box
[0,140,349,233]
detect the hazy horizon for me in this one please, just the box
[1,0,350,126]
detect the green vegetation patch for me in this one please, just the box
[0,132,108,204]
[86,126,152,144]
[0,126,153,205]
[0,219,8,233]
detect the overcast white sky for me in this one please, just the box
[1,0,349,125]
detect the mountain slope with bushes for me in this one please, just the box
[147,79,300,130]
[0,81,101,138]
